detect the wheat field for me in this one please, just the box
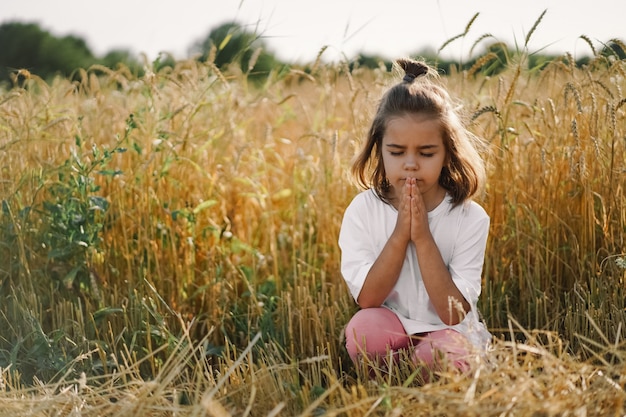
[1,42,625,416]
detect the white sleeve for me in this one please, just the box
[338,196,377,302]
[449,204,490,307]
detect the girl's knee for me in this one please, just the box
[345,308,408,362]
[412,329,472,375]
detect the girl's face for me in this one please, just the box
[381,114,448,210]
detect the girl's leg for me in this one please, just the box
[345,307,412,364]
[412,329,472,380]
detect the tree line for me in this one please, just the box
[1,20,624,88]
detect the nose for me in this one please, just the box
[404,155,418,170]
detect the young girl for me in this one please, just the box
[339,58,491,379]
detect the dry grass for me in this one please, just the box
[0,328,625,416]
[0,45,625,415]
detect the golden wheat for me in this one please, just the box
[0,48,625,415]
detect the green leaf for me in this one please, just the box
[192,199,217,214]
[48,246,74,260]
[219,33,232,50]
[63,265,82,288]
[92,307,124,322]
[96,169,123,177]
[89,195,110,211]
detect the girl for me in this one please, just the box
[339,58,491,379]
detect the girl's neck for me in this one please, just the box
[423,187,447,211]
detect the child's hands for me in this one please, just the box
[393,178,433,245]
[407,178,430,244]
[393,179,413,244]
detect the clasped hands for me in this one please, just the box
[393,178,431,245]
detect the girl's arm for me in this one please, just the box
[413,234,470,325]
[409,180,470,325]
[356,182,412,308]
[356,232,408,308]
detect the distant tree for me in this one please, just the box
[0,21,96,85]
[351,53,391,71]
[0,22,48,84]
[39,34,95,76]
[601,39,626,61]
[100,49,143,74]
[191,21,287,82]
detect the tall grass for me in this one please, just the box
[463,53,626,347]
[0,43,625,414]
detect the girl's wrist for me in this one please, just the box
[389,231,410,249]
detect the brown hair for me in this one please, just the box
[351,58,486,206]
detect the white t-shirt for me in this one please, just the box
[339,189,492,349]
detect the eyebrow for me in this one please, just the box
[385,143,440,150]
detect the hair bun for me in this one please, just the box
[397,58,429,83]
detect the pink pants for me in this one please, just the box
[345,308,471,378]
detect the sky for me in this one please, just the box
[2,0,624,63]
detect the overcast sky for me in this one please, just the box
[3,0,624,63]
